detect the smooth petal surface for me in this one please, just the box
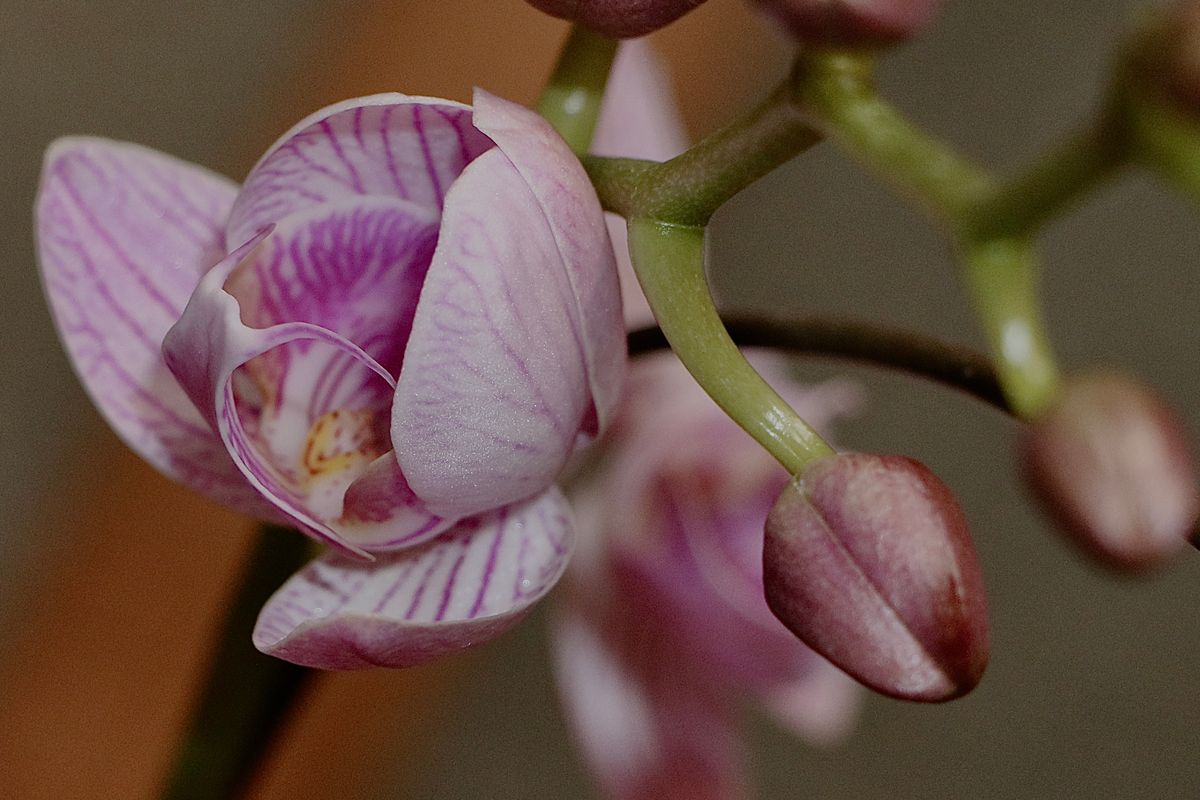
[472,89,625,435]
[393,145,602,518]
[35,137,270,516]
[593,41,689,163]
[254,488,574,669]
[226,94,493,248]
[551,608,744,800]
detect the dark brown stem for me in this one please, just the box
[627,316,1012,415]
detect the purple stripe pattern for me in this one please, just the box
[35,138,276,518]
[36,88,623,668]
[226,95,493,249]
[393,148,594,518]
[253,488,573,669]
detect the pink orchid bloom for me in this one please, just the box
[550,43,860,799]
[35,90,624,669]
[554,356,864,800]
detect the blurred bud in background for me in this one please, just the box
[1127,0,1200,113]
[763,452,990,702]
[525,0,709,38]
[1021,371,1199,571]
[747,0,941,47]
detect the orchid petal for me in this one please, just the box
[759,658,861,748]
[551,607,744,800]
[393,146,596,518]
[253,488,574,669]
[593,41,689,163]
[226,95,493,248]
[35,137,270,517]
[471,89,625,434]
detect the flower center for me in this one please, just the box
[302,408,383,479]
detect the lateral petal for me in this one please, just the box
[551,607,744,800]
[472,89,625,434]
[35,137,269,516]
[393,148,594,518]
[253,488,574,669]
[226,95,493,248]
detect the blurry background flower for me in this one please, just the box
[556,355,864,799]
[2,1,1200,798]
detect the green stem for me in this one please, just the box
[583,84,821,224]
[961,238,1059,418]
[789,50,1130,416]
[536,25,617,154]
[792,52,991,228]
[160,525,313,800]
[1129,87,1200,204]
[966,109,1131,239]
[627,218,835,474]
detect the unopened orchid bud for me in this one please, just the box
[525,0,708,38]
[749,0,941,48]
[1021,371,1199,571]
[763,453,989,702]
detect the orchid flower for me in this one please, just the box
[554,356,864,800]
[549,43,861,800]
[35,89,624,669]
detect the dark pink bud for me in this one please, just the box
[749,0,941,47]
[525,0,708,38]
[1021,371,1199,571]
[763,453,989,702]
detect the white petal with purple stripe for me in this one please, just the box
[226,95,493,248]
[253,488,574,669]
[393,145,597,518]
[35,137,271,517]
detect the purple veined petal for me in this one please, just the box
[226,94,494,249]
[35,137,273,518]
[550,606,744,800]
[223,198,442,541]
[164,231,439,556]
[471,89,625,435]
[392,147,596,519]
[253,487,574,669]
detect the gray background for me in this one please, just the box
[3,1,1199,798]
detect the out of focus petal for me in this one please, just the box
[551,607,745,800]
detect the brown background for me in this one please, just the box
[2,0,1199,798]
